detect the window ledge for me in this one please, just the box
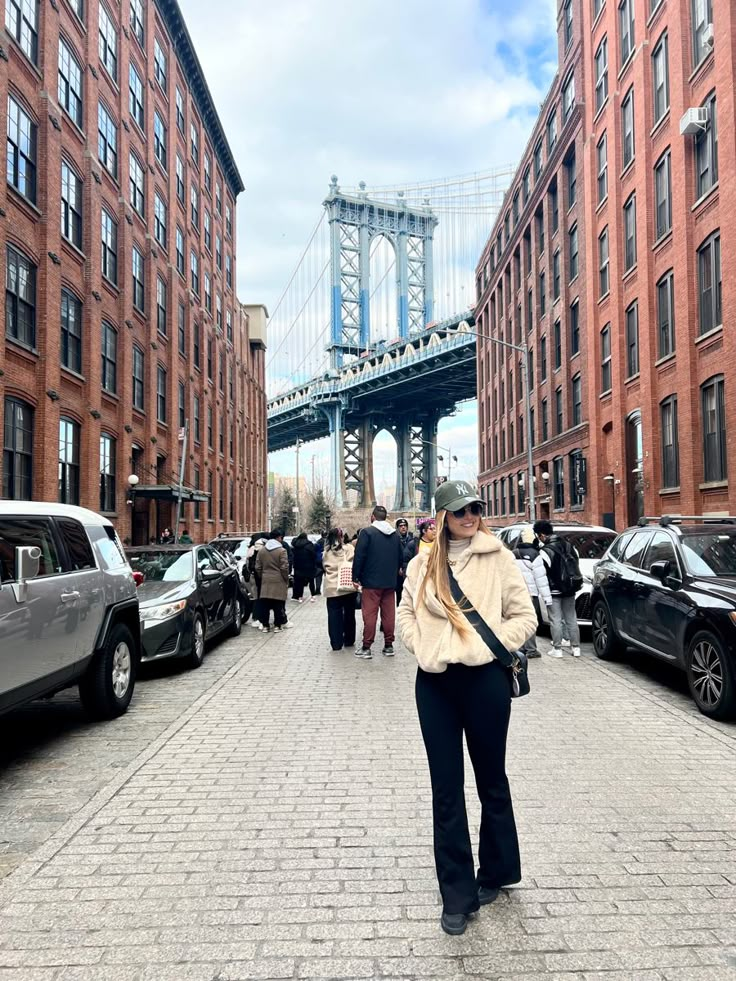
[659,486,680,496]
[61,365,85,384]
[596,194,608,215]
[6,183,42,218]
[688,50,714,85]
[101,390,119,403]
[646,0,666,29]
[691,182,719,214]
[592,3,606,29]
[617,49,636,83]
[694,325,723,346]
[5,337,39,360]
[625,372,640,385]
[653,229,673,252]
[593,99,608,125]
[620,159,635,181]
[655,352,676,368]
[61,238,86,263]
[650,109,670,139]
[699,480,728,491]
[622,264,638,283]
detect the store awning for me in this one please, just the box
[132,483,209,503]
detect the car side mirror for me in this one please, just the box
[12,545,41,603]
[200,567,220,579]
[649,560,672,583]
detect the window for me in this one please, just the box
[58,418,80,505]
[176,154,185,204]
[129,152,144,215]
[692,0,713,66]
[570,299,580,356]
[193,395,201,443]
[156,365,167,422]
[565,151,576,206]
[193,467,201,520]
[654,151,672,239]
[215,180,222,214]
[7,95,37,203]
[97,102,117,179]
[562,72,575,122]
[153,192,167,249]
[193,320,200,368]
[204,152,211,194]
[226,309,233,342]
[619,0,634,65]
[216,293,222,330]
[6,245,36,347]
[190,184,199,228]
[553,250,561,300]
[98,4,117,80]
[547,111,557,154]
[99,434,116,512]
[599,227,609,296]
[228,362,234,402]
[623,194,636,271]
[61,289,82,373]
[100,210,117,286]
[657,271,675,358]
[225,203,232,238]
[216,233,222,270]
[595,37,608,112]
[540,334,547,381]
[204,272,212,314]
[61,160,82,247]
[626,301,639,377]
[218,350,224,392]
[132,345,144,410]
[5,0,38,63]
[553,457,564,509]
[207,336,213,381]
[58,37,83,127]
[207,404,213,446]
[132,247,145,312]
[569,224,578,280]
[597,133,608,203]
[541,399,549,441]
[129,62,144,129]
[622,88,634,168]
[563,0,573,46]
[652,33,669,123]
[695,93,718,199]
[601,324,611,392]
[522,168,530,204]
[175,226,184,276]
[154,37,167,90]
[101,321,117,393]
[178,302,186,355]
[702,375,726,482]
[536,210,544,253]
[698,232,721,335]
[219,475,225,521]
[153,111,167,170]
[190,251,199,295]
[207,471,213,520]
[572,374,582,426]
[204,210,211,251]
[219,414,225,454]
[539,271,546,316]
[550,184,559,233]
[156,276,167,333]
[225,253,233,289]
[660,395,679,488]
[553,319,562,370]
[178,381,186,428]
[3,397,33,499]
[190,122,199,165]
[526,288,533,331]
[130,0,144,44]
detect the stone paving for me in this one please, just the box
[0,598,735,980]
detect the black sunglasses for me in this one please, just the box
[450,502,484,519]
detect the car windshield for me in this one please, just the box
[127,550,193,582]
[680,532,736,577]
[560,531,616,559]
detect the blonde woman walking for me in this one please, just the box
[398,480,537,936]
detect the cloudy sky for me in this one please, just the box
[179,0,558,493]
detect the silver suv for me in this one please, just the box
[0,503,141,720]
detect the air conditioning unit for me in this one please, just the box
[680,106,709,136]
[703,23,714,48]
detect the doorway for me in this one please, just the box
[626,411,644,524]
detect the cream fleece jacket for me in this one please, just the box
[397,531,538,673]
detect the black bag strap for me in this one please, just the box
[447,566,515,669]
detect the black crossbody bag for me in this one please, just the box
[447,567,530,698]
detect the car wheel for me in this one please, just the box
[186,614,206,669]
[686,630,736,721]
[79,623,136,720]
[229,597,243,637]
[591,601,622,660]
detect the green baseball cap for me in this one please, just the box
[434,479,484,513]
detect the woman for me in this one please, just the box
[406,517,436,562]
[398,480,537,937]
[321,528,357,651]
[291,531,318,602]
[255,530,290,631]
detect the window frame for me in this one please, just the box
[595,37,608,112]
[61,159,83,248]
[7,94,37,203]
[60,288,82,373]
[101,320,117,393]
[622,87,635,168]
[656,270,675,359]
[6,244,37,347]
[652,32,670,124]
[58,416,81,505]
[701,374,726,483]
[132,345,145,411]
[97,101,118,180]
[3,396,34,500]
[625,300,639,378]
[660,394,679,488]
[58,36,83,127]
[600,323,612,393]
[597,132,608,203]
[695,92,718,200]
[697,231,721,335]
[132,245,145,312]
[623,193,637,272]
[99,433,116,513]
[156,364,167,423]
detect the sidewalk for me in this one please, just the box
[0,598,735,980]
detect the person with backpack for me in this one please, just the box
[533,520,582,658]
[512,526,552,659]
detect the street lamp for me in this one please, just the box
[127,474,140,543]
[295,438,304,530]
[417,438,458,480]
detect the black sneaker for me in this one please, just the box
[478,886,500,906]
[382,645,395,656]
[441,911,469,935]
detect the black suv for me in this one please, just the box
[591,516,736,720]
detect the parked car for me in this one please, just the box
[495,522,617,626]
[0,503,140,720]
[209,534,255,585]
[591,516,736,721]
[126,544,245,668]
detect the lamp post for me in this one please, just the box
[416,438,458,479]
[295,437,304,531]
[127,474,140,544]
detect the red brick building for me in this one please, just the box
[1,0,267,541]
[476,0,735,530]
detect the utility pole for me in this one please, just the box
[311,454,316,492]
[295,437,303,531]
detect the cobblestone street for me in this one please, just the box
[1,598,735,980]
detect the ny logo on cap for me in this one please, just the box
[455,481,475,496]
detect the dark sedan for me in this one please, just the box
[126,545,243,668]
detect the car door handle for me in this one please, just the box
[202,582,210,589]
[60,591,80,603]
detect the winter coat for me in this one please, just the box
[255,541,289,601]
[513,542,553,607]
[352,521,404,590]
[397,531,537,674]
[322,543,356,598]
[541,535,581,597]
[292,535,317,577]
[397,533,414,568]
[314,540,325,572]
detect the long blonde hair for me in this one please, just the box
[416,510,492,635]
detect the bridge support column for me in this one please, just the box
[393,419,413,512]
[320,401,344,507]
[397,210,409,340]
[359,212,371,349]
[424,231,435,326]
[421,413,441,512]
[343,416,376,508]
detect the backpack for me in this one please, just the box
[546,539,583,594]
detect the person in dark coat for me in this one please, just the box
[314,536,325,595]
[395,518,413,605]
[255,530,290,632]
[352,506,403,659]
[292,532,318,602]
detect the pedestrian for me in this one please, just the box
[395,518,413,605]
[351,506,403,659]
[397,480,537,936]
[178,528,193,544]
[321,528,357,651]
[255,530,290,632]
[512,526,552,659]
[415,517,437,556]
[247,535,267,628]
[291,531,318,602]
[160,527,175,544]
[314,534,325,595]
[533,519,582,658]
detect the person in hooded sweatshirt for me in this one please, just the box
[395,519,413,606]
[512,526,552,659]
[291,531,318,602]
[255,529,290,632]
[351,505,403,659]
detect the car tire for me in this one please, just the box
[79,622,136,720]
[591,600,623,661]
[229,596,243,637]
[186,614,206,669]
[686,630,736,721]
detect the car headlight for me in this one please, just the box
[141,600,187,622]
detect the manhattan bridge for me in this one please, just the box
[266,168,514,510]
